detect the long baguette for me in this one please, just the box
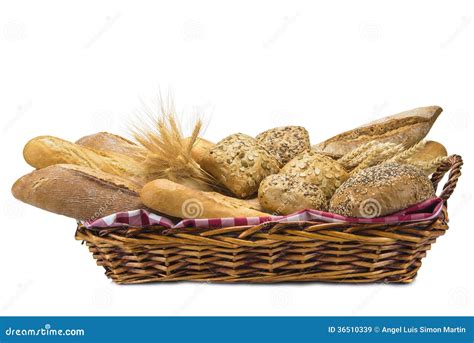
[11,164,144,220]
[140,179,269,219]
[76,132,146,161]
[23,136,148,185]
[313,106,443,156]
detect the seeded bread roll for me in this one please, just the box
[280,151,349,199]
[140,179,269,219]
[258,174,327,215]
[329,163,435,218]
[204,133,280,198]
[256,126,311,167]
[11,164,144,220]
[313,106,443,156]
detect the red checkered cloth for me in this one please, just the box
[82,197,444,229]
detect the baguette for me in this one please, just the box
[140,179,269,219]
[11,164,144,220]
[76,132,146,161]
[313,106,443,156]
[23,136,148,185]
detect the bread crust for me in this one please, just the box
[313,106,443,156]
[11,164,144,220]
[140,179,269,219]
[76,132,146,161]
[204,133,280,198]
[23,135,148,185]
[256,126,311,166]
[258,174,327,215]
[329,163,435,218]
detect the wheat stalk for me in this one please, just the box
[339,141,378,170]
[131,96,217,191]
[388,140,427,164]
[350,143,405,175]
[405,156,449,175]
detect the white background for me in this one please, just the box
[0,0,473,316]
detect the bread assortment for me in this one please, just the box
[12,104,449,221]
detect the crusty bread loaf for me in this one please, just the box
[11,164,144,220]
[204,133,280,198]
[182,136,215,167]
[258,174,327,215]
[329,163,435,218]
[140,179,269,219]
[256,126,311,167]
[280,151,349,199]
[23,136,148,185]
[76,132,146,161]
[403,141,448,174]
[313,106,443,156]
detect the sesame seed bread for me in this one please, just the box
[258,174,328,215]
[11,164,144,220]
[280,151,349,200]
[140,179,269,219]
[256,126,311,167]
[204,133,280,198]
[329,163,435,218]
[313,106,443,156]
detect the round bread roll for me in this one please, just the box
[205,133,280,198]
[258,174,328,215]
[329,163,436,218]
[280,151,349,199]
[256,126,310,167]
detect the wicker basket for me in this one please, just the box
[76,155,463,284]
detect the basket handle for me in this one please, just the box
[430,154,463,202]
